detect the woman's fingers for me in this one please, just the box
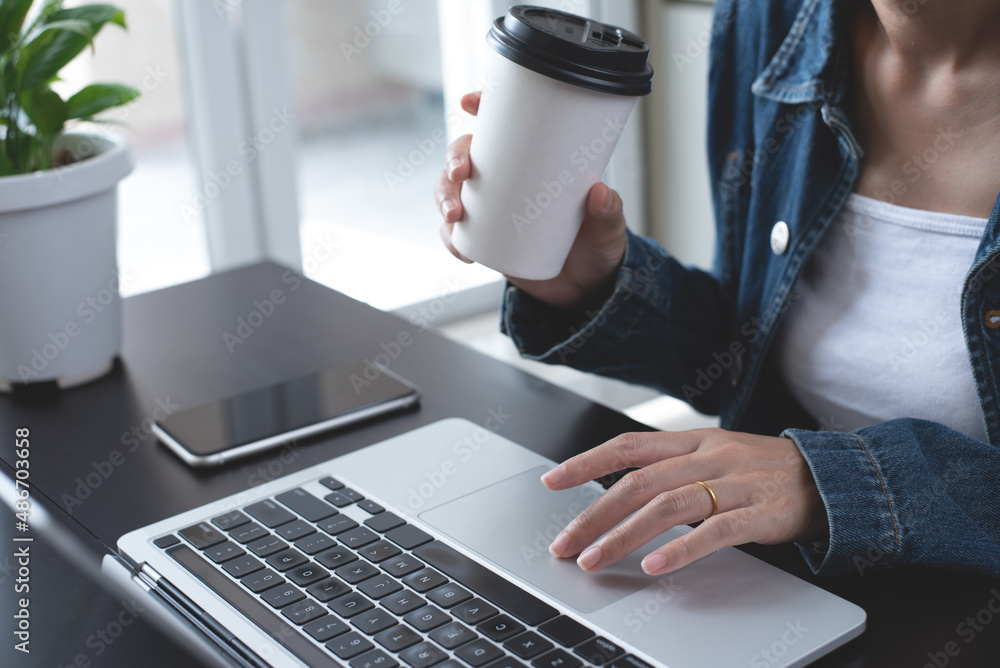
[641,507,759,575]
[435,134,473,223]
[461,91,482,115]
[549,456,722,561]
[575,480,731,572]
[541,430,710,491]
[439,221,473,263]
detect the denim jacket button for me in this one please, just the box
[770,221,790,255]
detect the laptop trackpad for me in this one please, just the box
[418,466,688,614]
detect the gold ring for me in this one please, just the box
[694,481,718,519]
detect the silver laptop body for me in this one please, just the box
[118,418,865,668]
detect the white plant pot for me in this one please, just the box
[0,130,133,391]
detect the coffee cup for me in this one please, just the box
[451,5,653,280]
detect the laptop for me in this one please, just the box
[103,417,865,668]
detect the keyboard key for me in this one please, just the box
[223,554,263,578]
[455,639,504,667]
[166,544,339,668]
[276,519,316,542]
[308,577,350,602]
[241,568,284,593]
[276,488,338,521]
[399,642,448,668]
[267,548,308,572]
[403,568,448,593]
[352,649,398,668]
[381,589,425,615]
[204,540,245,564]
[374,624,421,652]
[385,525,433,550]
[320,515,360,535]
[245,499,296,528]
[212,510,249,531]
[504,632,553,660]
[340,527,380,549]
[261,583,305,609]
[231,522,270,545]
[317,545,359,569]
[295,532,337,555]
[287,562,330,587]
[179,522,226,550]
[358,499,385,515]
[404,605,451,632]
[330,592,375,618]
[427,583,472,608]
[340,487,365,503]
[606,656,653,668]
[326,491,358,507]
[153,534,179,549]
[538,617,594,648]
[247,534,287,557]
[365,512,405,533]
[305,615,350,642]
[357,575,403,599]
[429,621,476,649]
[573,637,624,665]
[353,608,398,635]
[320,476,345,491]
[360,540,402,563]
[453,599,498,625]
[485,658,529,668]
[414,542,557,626]
[383,555,425,579]
[282,598,327,625]
[328,631,375,660]
[531,650,581,668]
[479,615,525,642]
[337,561,381,584]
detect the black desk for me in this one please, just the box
[1,263,997,667]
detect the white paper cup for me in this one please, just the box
[451,6,653,280]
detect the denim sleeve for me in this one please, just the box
[500,229,735,415]
[783,419,1000,577]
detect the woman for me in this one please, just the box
[434,0,1000,577]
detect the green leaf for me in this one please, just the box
[21,84,66,137]
[66,82,138,119]
[18,5,126,89]
[0,0,34,53]
[0,151,13,177]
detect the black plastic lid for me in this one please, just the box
[487,5,653,96]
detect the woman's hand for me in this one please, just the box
[541,428,828,575]
[434,91,629,310]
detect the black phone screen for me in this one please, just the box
[155,363,418,457]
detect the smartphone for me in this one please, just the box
[153,363,419,467]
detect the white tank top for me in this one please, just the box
[775,193,988,441]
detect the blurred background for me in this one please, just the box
[61,0,721,430]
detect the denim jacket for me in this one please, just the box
[500,0,1000,577]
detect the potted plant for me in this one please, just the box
[0,0,139,390]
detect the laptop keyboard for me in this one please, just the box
[153,477,652,668]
